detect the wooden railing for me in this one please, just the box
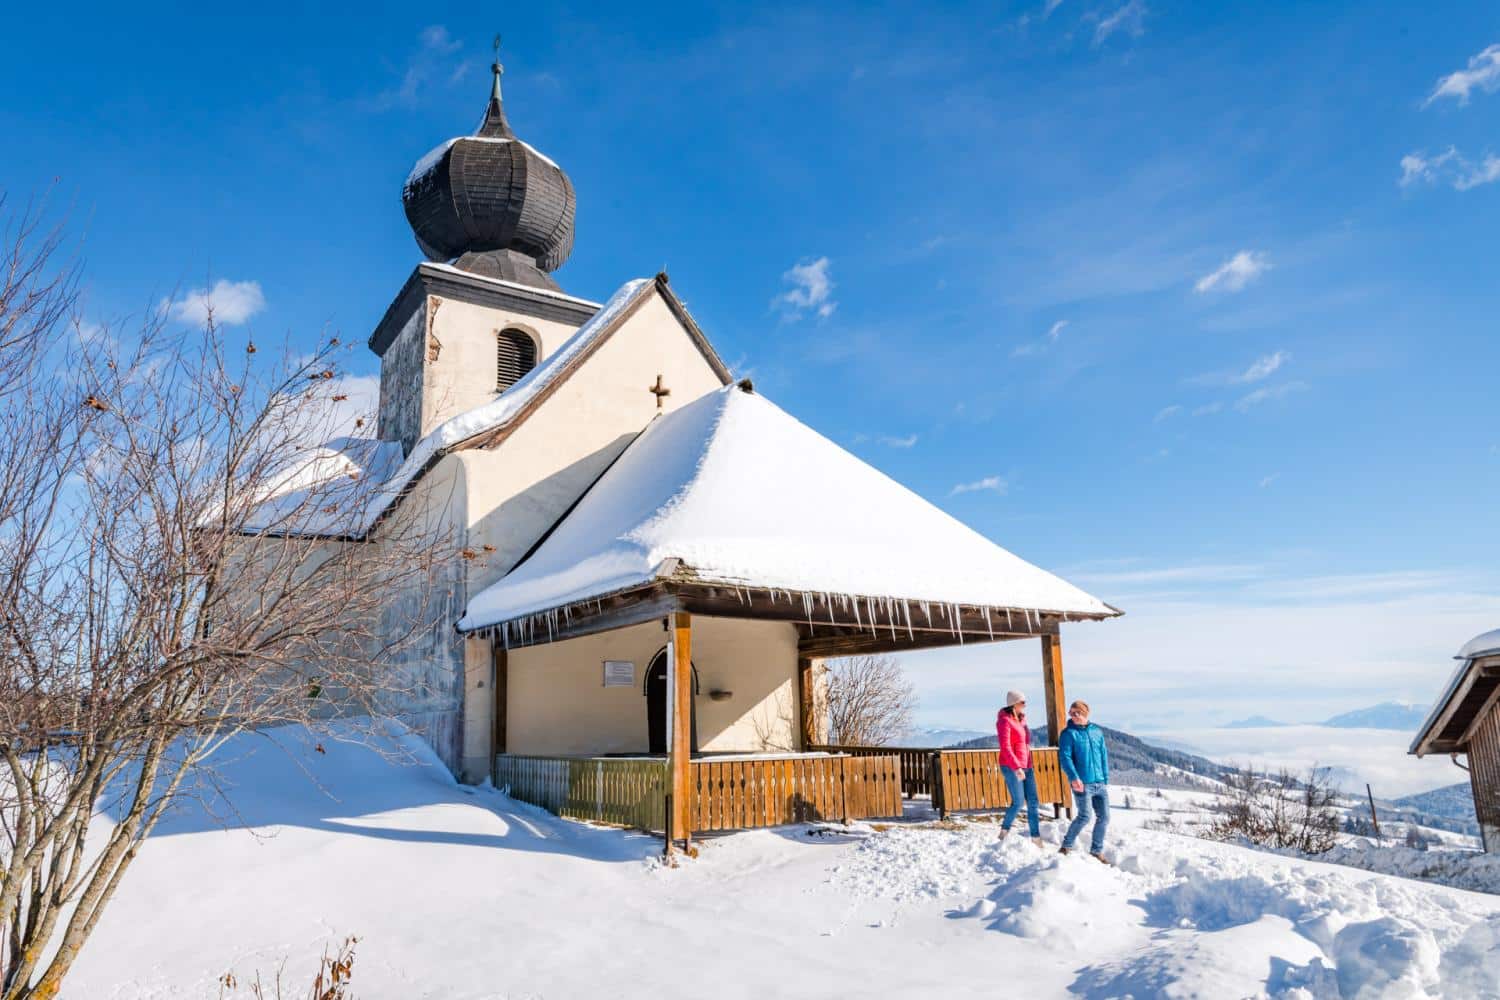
[931,747,1072,818]
[690,754,902,832]
[811,744,936,797]
[494,755,667,831]
[494,753,903,835]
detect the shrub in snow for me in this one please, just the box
[1205,766,1340,855]
[219,936,358,1000]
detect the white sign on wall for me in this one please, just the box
[602,660,635,687]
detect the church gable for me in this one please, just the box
[457,277,734,591]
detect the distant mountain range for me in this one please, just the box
[1221,702,1428,732]
[893,727,988,748]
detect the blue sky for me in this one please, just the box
[4,3,1499,743]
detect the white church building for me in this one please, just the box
[258,54,1118,845]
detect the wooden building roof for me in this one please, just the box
[1411,628,1500,756]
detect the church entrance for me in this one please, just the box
[644,647,698,754]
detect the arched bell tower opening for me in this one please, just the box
[644,647,698,755]
[496,327,538,391]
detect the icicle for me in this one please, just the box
[982,606,994,640]
[902,599,914,640]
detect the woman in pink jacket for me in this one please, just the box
[997,689,1042,845]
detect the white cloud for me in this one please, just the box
[1153,404,1181,423]
[1192,401,1223,417]
[1094,0,1147,47]
[1424,43,1500,107]
[1194,250,1270,294]
[1190,350,1290,387]
[949,475,1007,496]
[1400,146,1500,191]
[1234,380,1307,412]
[1044,0,1065,15]
[773,257,837,320]
[1238,350,1287,383]
[164,280,266,327]
[878,433,918,448]
[1012,319,1068,358]
[371,25,467,110]
[1258,472,1280,489]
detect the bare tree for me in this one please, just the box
[1205,765,1341,855]
[0,202,443,998]
[822,655,916,746]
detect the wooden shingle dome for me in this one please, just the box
[401,58,575,291]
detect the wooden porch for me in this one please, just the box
[494,751,905,833]
[479,578,1108,853]
[493,744,1074,836]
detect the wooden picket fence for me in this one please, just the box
[494,755,667,831]
[810,744,936,797]
[931,747,1072,818]
[494,753,904,835]
[690,753,902,832]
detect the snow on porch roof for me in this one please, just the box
[458,384,1119,634]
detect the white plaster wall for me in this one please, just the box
[460,635,494,781]
[422,296,583,436]
[506,616,799,756]
[459,289,728,594]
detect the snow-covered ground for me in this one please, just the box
[66,726,1500,999]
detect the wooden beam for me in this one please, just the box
[673,582,1080,639]
[1040,633,1066,747]
[492,644,507,766]
[796,628,1023,659]
[477,587,679,650]
[798,656,818,750]
[668,611,694,854]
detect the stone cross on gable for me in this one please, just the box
[649,374,671,409]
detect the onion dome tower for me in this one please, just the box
[401,50,576,292]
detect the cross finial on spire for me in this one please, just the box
[477,32,514,139]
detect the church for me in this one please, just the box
[260,53,1119,844]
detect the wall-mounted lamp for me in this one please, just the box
[708,689,733,702]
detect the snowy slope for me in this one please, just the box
[64,725,1500,999]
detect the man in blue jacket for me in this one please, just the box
[1058,699,1110,861]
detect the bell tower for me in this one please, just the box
[369,47,596,455]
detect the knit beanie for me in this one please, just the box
[1005,689,1026,708]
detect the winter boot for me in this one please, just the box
[1090,851,1110,865]
[1031,836,1045,849]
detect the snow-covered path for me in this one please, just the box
[67,728,1500,999]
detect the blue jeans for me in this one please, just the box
[1063,782,1110,853]
[1001,766,1040,837]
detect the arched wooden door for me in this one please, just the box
[644,647,699,755]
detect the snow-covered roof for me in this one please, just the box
[1456,628,1500,661]
[458,384,1118,633]
[237,437,406,537]
[245,278,652,538]
[1410,626,1500,755]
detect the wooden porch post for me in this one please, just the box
[668,611,694,854]
[490,643,507,783]
[798,655,818,750]
[1040,632,1065,747]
